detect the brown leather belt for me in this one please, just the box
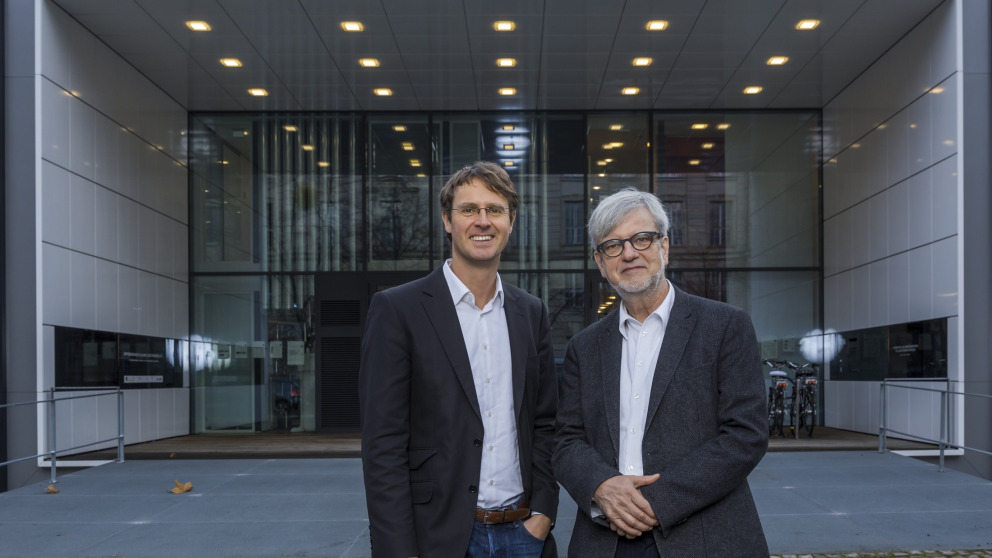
[474,499,531,524]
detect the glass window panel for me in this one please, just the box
[368,117,432,271]
[500,272,587,373]
[656,112,820,268]
[191,275,315,433]
[191,114,362,273]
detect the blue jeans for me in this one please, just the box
[466,519,545,558]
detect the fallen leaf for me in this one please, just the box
[46,484,59,494]
[169,480,193,494]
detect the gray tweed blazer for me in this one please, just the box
[553,286,769,557]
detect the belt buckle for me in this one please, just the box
[483,509,506,524]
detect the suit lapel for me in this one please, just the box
[645,288,695,430]
[503,287,528,420]
[420,268,482,421]
[599,313,623,457]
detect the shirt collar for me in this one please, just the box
[617,279,675,338]
[442,259,504,309]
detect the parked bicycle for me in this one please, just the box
[764,359,820,438]
[794,362,819,437]
[764,359,792,438]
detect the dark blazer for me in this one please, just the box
[553,286,769,557]
[359,266,559,558]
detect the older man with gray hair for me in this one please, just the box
[553,187,769,557]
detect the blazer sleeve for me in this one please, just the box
[359,291,420,557]
[640,307,769,534]
[553,333,626,518]
[528,298,560,522]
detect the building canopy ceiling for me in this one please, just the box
[52,0,946,112]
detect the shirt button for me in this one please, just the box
[627,465,634,471]
[483,344,488,350]
[634,394,640,399]
[489,480,495,486]
[630,428,636,434]
[637,361,643,366]
[487,411,492,417]
[486,378,491,384]
[489,445,494,451]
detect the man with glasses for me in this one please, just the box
[360,161,558,558]
[553,188,769,557]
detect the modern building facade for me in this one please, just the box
[3,0,990,490]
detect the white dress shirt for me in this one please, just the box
[616,281,675,477]
[443,261,523,509]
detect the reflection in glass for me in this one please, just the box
[191,275,315,433]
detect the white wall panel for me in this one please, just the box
[42,244,71,326]
[93,115,119,193]
[907,94,933,175]
[907,169,933,248]
[908,244,933,322]
[835,209,854,272]
[886,110,910,186]
[93,184,119,261]
[138,270,158,336]
[156,275,175,338]
[40,80,70,168]
[851,201,871,268]
[851,265,871,330]
[69,251,96,330]
[932,79,958,161]
[932,236,958,317]
[886,180,910,255]
[931,155,957,239]
[118,265,141,333]
[869,193,888,261]
[69,99,95,181]
[95,259,119,332]
[869,259,888,328]
[41,163,71,247]
[887,251,911,325]
[68,174,95,254]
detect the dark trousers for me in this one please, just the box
[614,533,658,558]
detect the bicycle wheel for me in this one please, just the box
[770,388,785,437]
[802,386,816,437]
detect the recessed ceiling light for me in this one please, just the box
[402,142,414,151]
[691,123,708,130]
[688,159,701,166]
[632,57,653,67]
[646,20,668,31]
[359,58,380,67]
[593,185,601,190]
[494,21,516,31]
[499,88,517,96]
[247,88,268,96]
[283,125,298,132]
[717,123,731,130]
[701,142,715,149]
[743,85,763,94]
[318,161,330,167]
[496,58,517,68]
[504,161,515,167]
[219,58,242,67]
[597,160,608,166]
[796,19,820,30]
[410,159,422,167]
[186,21,211,31]
[502,124,515,131]
[341,21,364,32]
[609,124,623,131]
[374,88,393,96]
[621,87,640,96]
[301,145,314,151]
[503,144,515,150]
[766,56,788,66]
[393,125,407,132]
[931,87,945,94]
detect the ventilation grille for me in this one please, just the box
[321,300,361,327]
[318,337,361,430]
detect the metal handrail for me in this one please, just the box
[879,379,992,472]
[0,387,125,483]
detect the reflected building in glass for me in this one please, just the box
[188,111,822,433]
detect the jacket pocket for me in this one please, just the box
[410,480,433,504]
[408,448,438,470]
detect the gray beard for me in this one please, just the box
[611,269,664,298]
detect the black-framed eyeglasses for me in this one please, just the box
[595,231,662,257]
[450,205,511,219]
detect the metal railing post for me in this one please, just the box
[938,389,947,472]
[48,388,57,484]
[117,388,125,463]
[878,380,887,453]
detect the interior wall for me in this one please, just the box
[821,1,959,436]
